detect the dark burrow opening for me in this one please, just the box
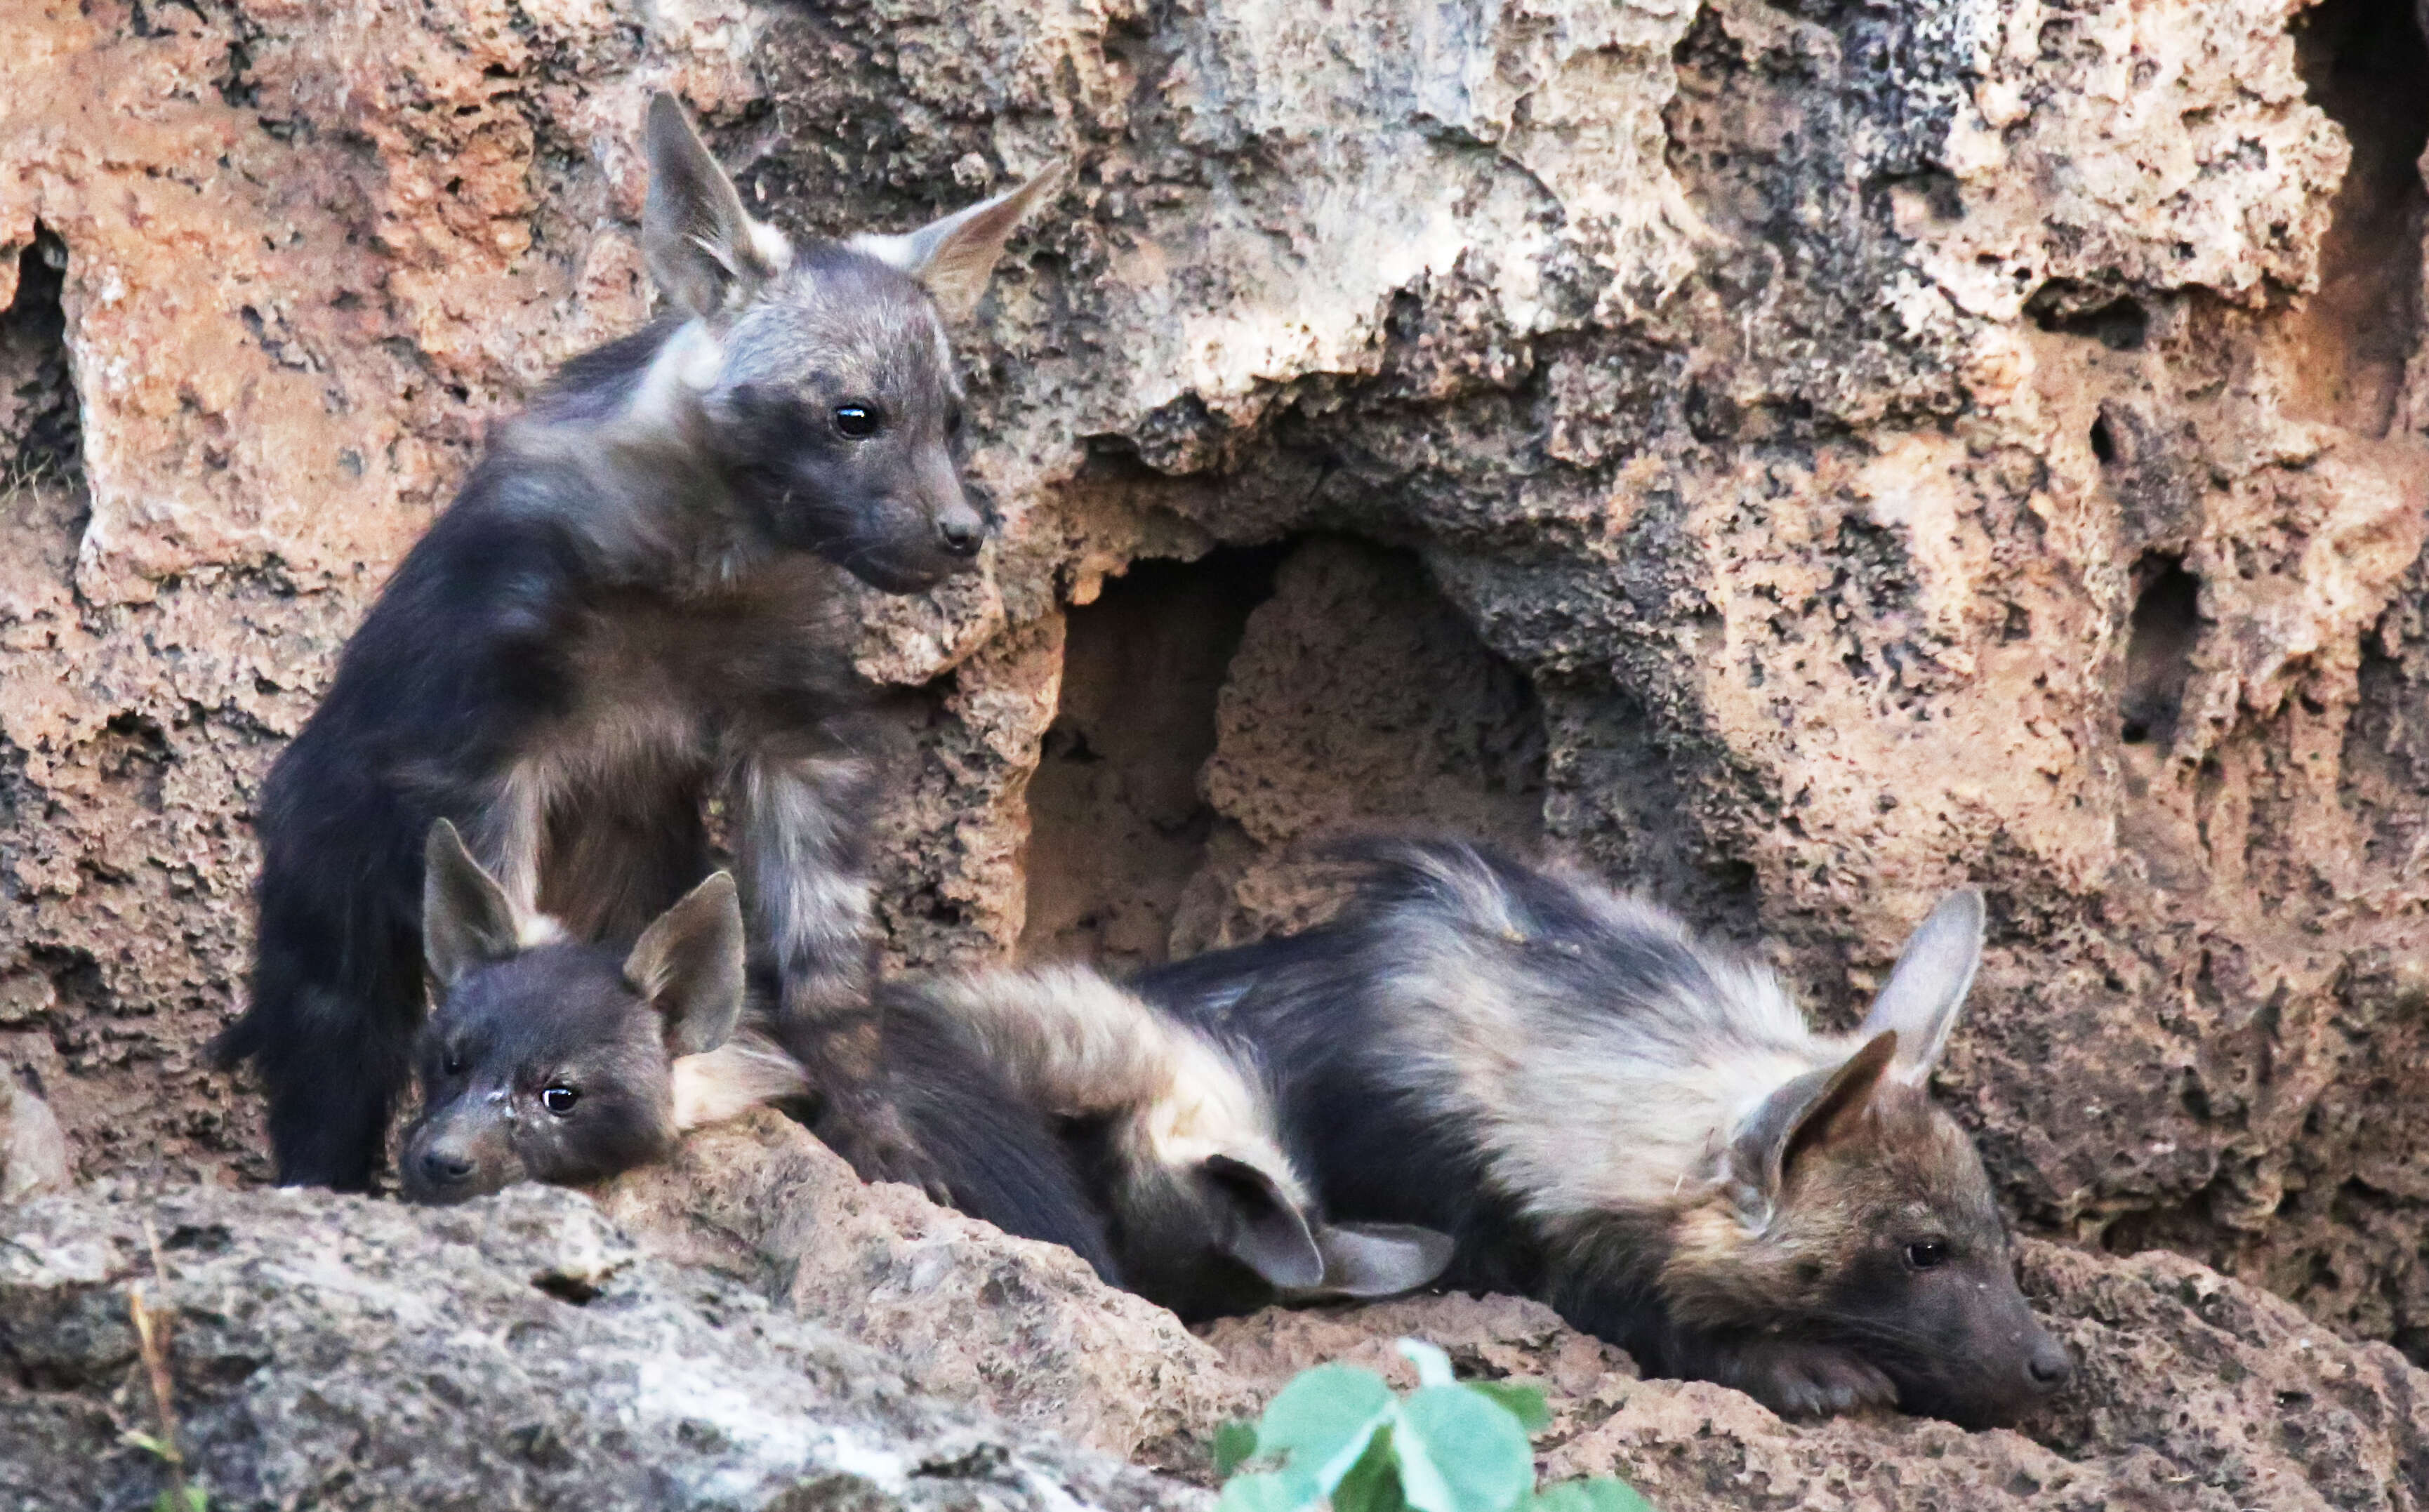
[1,225,82,486]
[1020,544,1287,970]
[1019,536,1548,971]
[2290,0,2429,435]
[2025,281,2150,352]
[2119,555,2202,748]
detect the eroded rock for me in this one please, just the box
[0,1180,1200,1512]
[595,1109,1258,1468]
[4,0,2429,1396]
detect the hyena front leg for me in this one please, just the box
[728,735,941,1193]
[1664,1327,1897,1418]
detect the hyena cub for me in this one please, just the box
[902,964,1452,1320]
[1139,842,2073,1426]
[215,92,1060,1191]
[405,823,1123,1282]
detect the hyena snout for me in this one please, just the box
[398,1111,517,1205]
[2025,1332,2073,1390]
[933,493,986,558]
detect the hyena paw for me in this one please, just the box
[1736,1341,1897,1419]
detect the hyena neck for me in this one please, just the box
[1389,924,1843,1226]
[499,320,772,595]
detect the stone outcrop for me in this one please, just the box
[11,1134,2428,1511]
[0,1180,1198,1512]
[595,1109,1257,1469]
[6,0,2429,1416]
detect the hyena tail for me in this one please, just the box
[216,800,428,1191]
[218,927,422,1191]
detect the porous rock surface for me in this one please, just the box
[8,0,2429,1466]
[1212,1243,2429,1511]
[10,1144,2428,1511]
[0,1179,1199,1512]
[594,1108,1257,1468]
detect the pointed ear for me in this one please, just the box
[849,161,1065,323]
[1199,1152,1325,1290]
[1728,1030,1899,1210]
[422,819,521,988]
[1857,888,1984,1081]
[623,871,746,1056]
[1309,1221,1455,1299]
[642,93,782,319]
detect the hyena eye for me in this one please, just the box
[541,1085,581,1115]
[832,402,881,439]
[1903,1239,1950,1271]
[442,1049,466,1077]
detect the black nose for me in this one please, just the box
[420,1148,475,1186]
[936,512,985,557]
[2027,1339,2073,1389]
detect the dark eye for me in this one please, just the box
[1904,1239,1950,1271]
[833,402,880,439]
[442,1049,466,1077]
[541,1085,581,1115]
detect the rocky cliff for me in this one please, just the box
[9,1116,2425,1510]
[3,0,2429,1450]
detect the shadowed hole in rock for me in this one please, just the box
[1,225,82,488]
[2119,555,2200,748]
[2025,281,2150,352]
[1020,536,1547,970]
[2289,0,2429,435]
[2089,415,2118,466]
[1020,543,1288,971]
[531,1271,602,1306]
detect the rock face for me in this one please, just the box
[11,1141,2423,1512]
[0,1181,1198,1512]
[595,1109,1257,1468]
[5,0,2429,1395]
[1212,1244,2429,1512]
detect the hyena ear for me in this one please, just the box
[623,871,748,1056]
[642,92,786,319]
[422,819,522,988]
[1309,1221,1455,1299]
[1198,1152,1325,1290]
[849,161,1065,324]
[1729,1030,1900,1211]
[1856,887,1984,1082]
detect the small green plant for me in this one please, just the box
[1214,1341,1653,1512]
[124,1230,210,1512]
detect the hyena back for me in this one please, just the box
[1138,840,2073,1426]
[213,93,1060,1189]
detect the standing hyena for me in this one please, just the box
[211,94,1061,1189]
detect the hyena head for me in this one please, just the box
[1089,1037,1452,1320]
[1665,891,2072,1427]
[638,93,1061,592]
[399,821,747,1203]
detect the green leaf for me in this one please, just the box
[151,1489,209,1512]
[1528,1478,1657,1512]
[1256,1364,1398,1496]
[1330,1424,1409,1512]
[1466,1380,1553,1435]
[1217,1471,1319,1512]
[1392,1384,1536,1512]
[1396,1338,1456,1388]
[1212,1419,1262,1480]
[121,1431,178,1462]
